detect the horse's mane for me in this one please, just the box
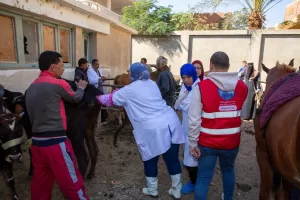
[277,63,296,73]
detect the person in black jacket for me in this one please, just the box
[156,56,177,107]
[75,58,89,82]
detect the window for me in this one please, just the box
[22,20,39,63]
[0,12,73,67]
[83,34,89,59]
[43,25,56,51]
[0,15,16,62]
[59,29,70,63]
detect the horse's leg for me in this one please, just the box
[256,144,274,200]
[86,107,100,179]
[2,161,19,200]
[113,111,128,147]
[71,138,89,177]
[275,178,292,200]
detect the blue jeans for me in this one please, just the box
[195,146,239,200]
[144,144,181,177]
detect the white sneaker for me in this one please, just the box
[168,174,182,199]
[142,177,158,197]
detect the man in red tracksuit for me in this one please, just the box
[188,52,248,200]
[26,51,89,200]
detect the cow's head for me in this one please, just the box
[0,113,24,162]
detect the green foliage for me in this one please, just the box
[121,0,254,34]
[121,0,176,36]
[171,12,195,30]
[192,0,283,29]
[221,8,249,30]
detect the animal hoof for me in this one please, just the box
[11,192,19,200]
[87,173,95,180]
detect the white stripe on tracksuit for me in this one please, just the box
[59,142,87,200]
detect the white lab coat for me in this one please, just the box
[87,67,106,93]
[175,79,200,167]
[112,79,185,161]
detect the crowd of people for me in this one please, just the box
[15,50,251,200]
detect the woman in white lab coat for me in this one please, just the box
[97,62,185,199]
[174,63,200,194]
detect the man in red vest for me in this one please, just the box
[188,51,248,200]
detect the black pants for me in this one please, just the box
[186,166,198,184]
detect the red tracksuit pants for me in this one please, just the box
[31,139,89,200]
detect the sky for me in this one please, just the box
[157,0,293,28]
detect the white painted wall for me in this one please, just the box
[190,35,251,72]
[132,30,300,79]
[0,0,110,34]
[0,67,111,93]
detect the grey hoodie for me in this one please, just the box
[188,72,240,148]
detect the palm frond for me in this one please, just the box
[263,0,284,14]
[243,0,254,10]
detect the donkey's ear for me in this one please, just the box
[262,63,269,74]
[276,61,280,67]
[288,59,294,67]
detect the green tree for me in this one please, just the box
[192,0,283,30]
[171,12,195,30]
[121,0,176,36]
[221,8,249,30]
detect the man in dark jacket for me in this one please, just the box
[75,58,89,82]
[156,56,177,107]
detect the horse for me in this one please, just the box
[254,59,300,199]
[3,80,101,179]
[0,111,25,200]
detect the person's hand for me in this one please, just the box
[190,146,201,159]
[76,79,88,90]
[100,76,107,81]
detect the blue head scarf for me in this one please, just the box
[130,62,150,82]
[180,63,198,91]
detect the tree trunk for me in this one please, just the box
[247,11,265,30]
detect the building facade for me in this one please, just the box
[0,0,137,92]
[284,0,300,21]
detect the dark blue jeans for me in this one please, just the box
[195,146,239,200]
[144,144,181,177]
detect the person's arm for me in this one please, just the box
[174,85,188,111]
[188,84,203,148]
[96,88,126,107]
[87,68,100,85]
[59,79,86,103]
[158,72,170,96]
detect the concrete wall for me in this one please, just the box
[132,30,300,80]
[98,25,132,77]
[132,35,185,75]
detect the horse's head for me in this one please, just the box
[262,59,296,94]
[0,113,24,163]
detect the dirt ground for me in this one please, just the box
[0,120,259,200]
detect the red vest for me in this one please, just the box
[198,79,247,150]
